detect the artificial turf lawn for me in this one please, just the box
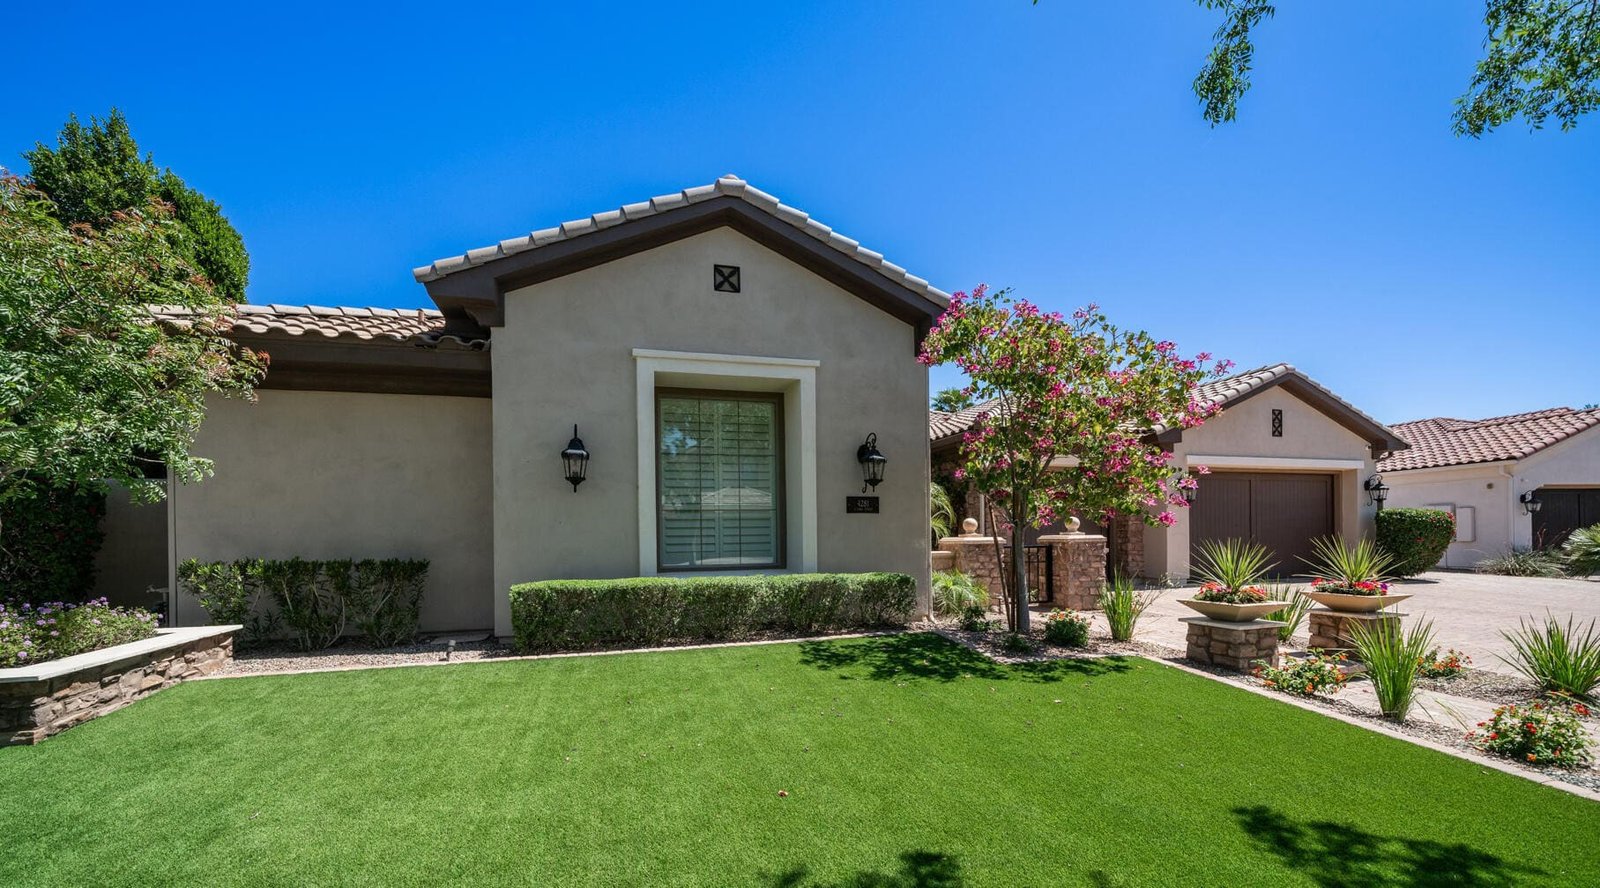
[2,635,1596,887]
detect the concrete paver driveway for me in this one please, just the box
[1118,571,1600,676]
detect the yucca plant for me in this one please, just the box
[1265,585,1313,642]
[1474,549,1566,577]
[931,570,987,618]
[930,482,957,543]
[1191,538,1276,602]
[1348,617,1436,721]
[1099,573,1157,642]
[1562,524,1600,578]
[1500,614,1600,699]
[1303,536,1397,593]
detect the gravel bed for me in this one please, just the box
[1416,667,1540,705]
[222,637,513,675]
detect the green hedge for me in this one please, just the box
[509,572,916,653]
[1376,508,1456,577]
[0,485,106,606]
[178,558,429,650]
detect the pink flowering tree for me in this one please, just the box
[920,285,1233,633]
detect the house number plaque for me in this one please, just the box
[846,496,880,514]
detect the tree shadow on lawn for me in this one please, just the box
[796,633,1133,684]
[763,850,962,887]
[1233,804,1543,887]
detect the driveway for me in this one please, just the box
[1108,571,1600,676]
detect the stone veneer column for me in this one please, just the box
[936,519,1007,605]
[1308,610,1404,653]
[1110,514,1145,580]
[1038,532,1107,611]
[1182,617,1284,672]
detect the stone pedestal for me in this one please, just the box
[1182,617,1284,672]
[1308,610,1404,653]
[930,550,956,572]
[1038,532,1108,610]
[936,534,1007,602]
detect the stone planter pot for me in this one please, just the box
[1178,599,1290,623]
[1303,591,1412,613]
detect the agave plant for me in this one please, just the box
[1500,614,1600,699]
[1474,548,1567,578]
[1303,536,1397,595]
[1562,524,1600,578]
[1191,539,1276,603]
[1264,585,1313,642]
[1349,617,1436,721]
[1099,573,1158,642]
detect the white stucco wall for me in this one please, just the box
[1386,424,1600,567]
[1143,385,1378,579]
[168,391,494,631]
[490,226,931,637]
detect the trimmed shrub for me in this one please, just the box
[177,559,281,646]
[1375,508,1455,577]
[179,558,430,650]
[508,573,915,653]
[0,597,158,667]
[0,485,106,605]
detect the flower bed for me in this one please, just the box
[1,598,159,667]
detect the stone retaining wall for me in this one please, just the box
[1,627,236,745]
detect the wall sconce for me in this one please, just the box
[561,425,590,492]
[1181,480,1198,504]
[856,433,887,493]
[1364,474,1390,508]
[1520,491,1542,514]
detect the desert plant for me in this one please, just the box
[1500,614,1600,698]
[1474,549,1566,577]
[931,570,987,617]
[1264,586,1313,642]
[930,482,956,543]
[1375,508,1456,577]
[1042,609,1090,647]
[1254,651,1347,697]
[1191,538,1275,594]
[1469,699,1593,768]
[1099,574,1157,642]
[1304,536,1397,593]
[1561,524,1600,577]
[1348,617,1436,721]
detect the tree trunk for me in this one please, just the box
[1010,488,1030,634]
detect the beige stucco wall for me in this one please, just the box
[1143,385,1378,579]
[490,226,931,637]
[1386,425,1600,567]
[168,390,494,631]
[94,483,169,610]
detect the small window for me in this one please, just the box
[656,390,783,570]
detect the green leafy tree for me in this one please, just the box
[920,284,1230,632]
[24,110,250,300]
[0,174,264,511]
[1189,0,1600,135]
[931,387,975,413]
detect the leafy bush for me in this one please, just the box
[1474,549,1566,577]
[1500,614,1600,698]
[508,573,915,653]
[930,482,956,542]
[179,558,430,650]
[1562,524,1600,577]
[0,485,106,605]
[0,597,158,667]
[1042,609,1090,647]
[958,605,998,633]
[998,632,1037,654]
[932,570,987,617]
[1254,651,1347,697]
[1469,699,1593,768]
[1265,586,1312,642]
[1099,574,1157,642]
[1417,647,1471,679]
[1375,508,1456,577]
[1304,537,1396,594]
[1349,617,1436,721]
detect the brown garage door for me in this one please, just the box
[1190,472,1334,577]
[1533,488,1600,549]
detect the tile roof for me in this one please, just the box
[928,363,1405,452]
[152,304,486,348]
[412,174,951,308]
[1379,407,1600,472]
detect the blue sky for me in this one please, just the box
[5,1,1596,424]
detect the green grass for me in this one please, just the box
[2,635,1597,887]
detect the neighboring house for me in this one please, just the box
[931,364,1409,581]
[98,176,945,637]
[1381,407,1600,568]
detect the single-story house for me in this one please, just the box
[931,364,1409,581]
[97,176,945,637]
[1380,407,1600,568]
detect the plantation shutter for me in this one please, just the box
[658,393,782,569]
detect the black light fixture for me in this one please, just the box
[1364,474,1390,509]
[561,425,590,492]
[1520,491,1542,514]
[856,433,887,493]
[1181,479,1198,504]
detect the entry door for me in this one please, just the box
[1533,488,1600,549]
[1190,472,1335,577]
